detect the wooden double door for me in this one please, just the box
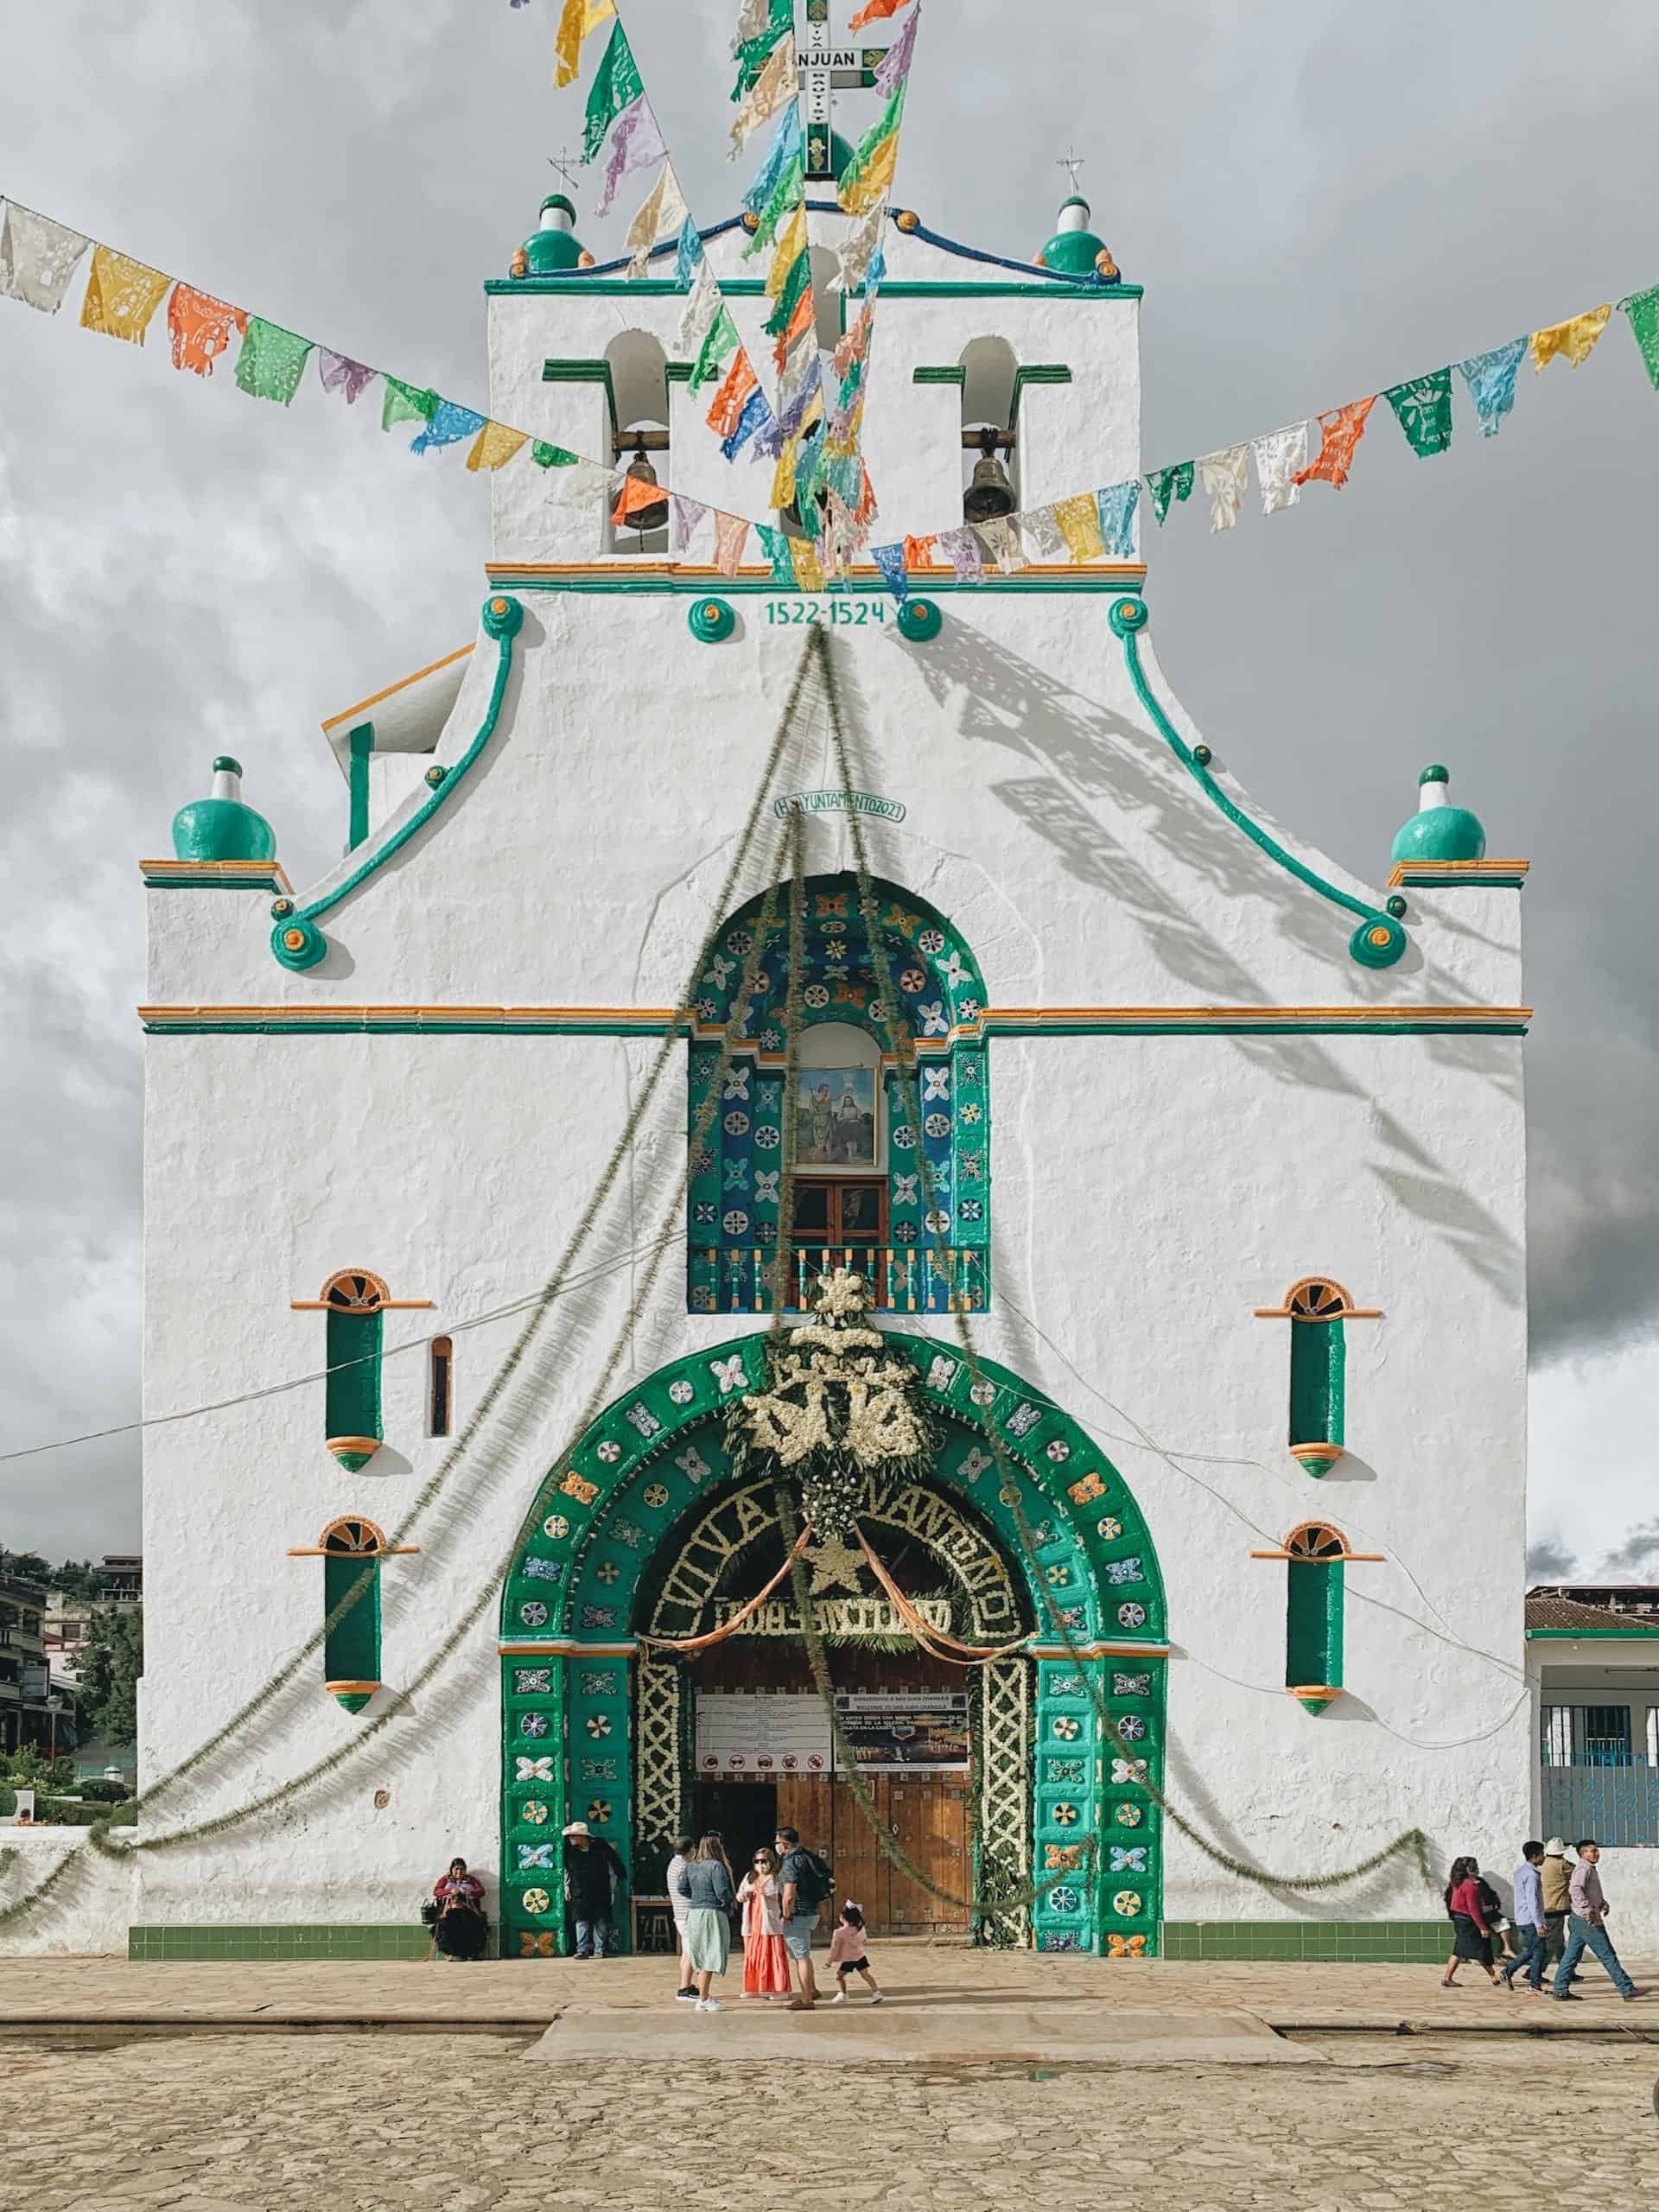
[770,1770,970,1936]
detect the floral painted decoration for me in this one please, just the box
[522,1887,551,1915]
[543,1514,570,1541]
[1116,1602,1147,1629]
[519,1601,549,1629]
[522,1799,550,1824]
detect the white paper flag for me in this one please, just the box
[728,31,794,157]
[626,162,689,281]
[972,518,1027,573]
[729,0,773,48]
[0,204,91,315]
[834,201,887,295]
[1252,423,1309,515]
[547,461,625,505]
[677,251,721,355]
[1015,505,1067,563]
[1197,444,1250,533]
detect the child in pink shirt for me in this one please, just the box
[827,1902,883,2004]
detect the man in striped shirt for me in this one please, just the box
[1549,1840,1642,2002]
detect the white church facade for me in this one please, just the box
[41,174,1540,1960]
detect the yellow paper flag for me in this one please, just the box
[1054,493,1105,563]
[766,208,808,299]
[792,541,826,593]
[466,422,531,473]
[554,0,615,88]
[1531,304,1612,372]
[838,128,899,216]
[79,246,172,345]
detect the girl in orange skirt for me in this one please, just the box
[737,1847,792,1999]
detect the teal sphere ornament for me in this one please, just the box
[688,596,736,644]
[481,592,524,642]
[1350,914,1407,969]
[1389,764,1485,866]
[1386,894,1408,918]
[897,597,942,642]
[171,756,277,863]
[272,916,328,971]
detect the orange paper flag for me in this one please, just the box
[612,470,666,524]
[1293,396,1376,489]
[167,284,248,376]
[902,533,936,569]
[706,352,759,439]
[772,285,814,371]
[849,0,913,28]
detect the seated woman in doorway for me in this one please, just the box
[737,1847,792,1999]
[674,1834,736,2014]
[431,1857,489,1961]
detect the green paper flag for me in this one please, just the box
[382,378,437,432]
[531,442,579,467]
[1619,285,1659,392]
[1147,461,1194,524]
[233,317,314,406]
[582,21,644,163]
[731,0,792,102]
[763,249,811,339]
[747,153,805,258]
[756,524,798,585]
[689,305,739,394]
[1383,368,1453,458]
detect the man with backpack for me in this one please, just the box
[775,1824,831,2012]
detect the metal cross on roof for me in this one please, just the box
[798,0,892,180]
[1057,147,1086,196]
[545,147,583,196]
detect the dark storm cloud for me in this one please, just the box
[3,0,1657,1553]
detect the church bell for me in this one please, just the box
[623,443,669,537]
[963,428,1015,524]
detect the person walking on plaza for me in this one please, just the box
[1540,1837,1573,1973]
[737,1846,792,1999]
[1498,1841,1548,1994]
[675,1834,737,2012]
[562,1820,626,1959]
[665,1833,697,2003]
[1440,1855,1500,1986]
[1549,1839,1643,2002]
[827,1901,883,2005]
[776,1824,832,2012]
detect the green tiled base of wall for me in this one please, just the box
[1160,1921,1449,1964]
[126,1924,480,1962]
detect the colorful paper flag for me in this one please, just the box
[596,94,667,217]
[1053,492,1104,563]
[837,86,906,215]
[972,517,1027,573]
[872,542,909,598]
[729,30,795,157]
[850,0,914,28]
[1455,340,1526,438]
[764,244,812,334]
[730,0,791,103]
[902,532,938,569]
[1530,303,1612,372]
[383,378,438,432]
[756,524,798,584]
[467,422,530,471]
[1293,397,1376,486]
[937,524,985,582]
[582,20,644,164]
[1096,480,1141,556]
[1252,423,1308,513]
[1618,286,1659,393]
[411,400,487,454]
[319,348,377,404]
[874,5,920,95]
[677,254,721,356]
[1383,369,1453,457]
[673,216,702,289]
[1016,508,1065,562]
[79,247,171,345]
[714,511,751,574]
[721,384,772,461]
[233,318,315,406]
[835,201,887,295]
[554,0,614,88]
[792,540,826,593]
[1146,461,1194,524]
[771,284,815,369]
[613,471,666,525]
[0,205,90,315]
[765,210,809,299]
[706,349,759,438]
[1197,445,1249,532]
[167,284,247,377]
[689,304,739,392]
[741,104,803,249]
[531,442,579,467]
[625,160,687,278]
[670,493,709,551]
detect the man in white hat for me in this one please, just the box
[1539,1838,1573,1979]
[562,1820,626,1959]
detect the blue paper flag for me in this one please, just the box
[1096,480,1141,558]
[674,216,702,290]
[742,104,803,217]
[721,385,772,461]
[410,399,486,454]
[1458,337,1528,439]
[872,542,908,600]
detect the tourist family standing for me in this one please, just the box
[674,1834,737,2012]
[563,1818,626,1958]
[737,1847,792,1999]
[1549,1839,1643,2002]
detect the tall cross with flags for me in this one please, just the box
[797,0,893,180]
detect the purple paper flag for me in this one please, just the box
[937,524,985,582]
[670,494,709,551]
[318,348,377,404]
[871,542,908,600]
[596,95,667,217]
[875,8,919,96]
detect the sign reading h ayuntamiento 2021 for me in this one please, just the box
[774,791,906,823]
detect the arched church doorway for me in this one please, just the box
[499,1332,1167,1960]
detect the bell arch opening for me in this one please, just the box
[499,1332,1168,1960]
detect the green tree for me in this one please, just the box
[0,1744,76,1794]
[51,1559,104,1602]
[81,1605,143,1745]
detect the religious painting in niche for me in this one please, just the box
[796,1068,876,1166]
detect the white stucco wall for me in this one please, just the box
[0,1828,137,1957]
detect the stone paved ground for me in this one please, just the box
[3,2027,1658,2211]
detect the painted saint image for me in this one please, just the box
[796,1068,877,1166]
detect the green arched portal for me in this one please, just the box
[499,1332,1167,1959]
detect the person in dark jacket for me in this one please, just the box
[563,1820,626,1958]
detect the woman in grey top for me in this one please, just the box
[675,1834,736,2012]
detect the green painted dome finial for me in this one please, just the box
[1389,763,1486,867]
[1036,191,1120,283]
[513,192,590,277]
[171,758,277,865]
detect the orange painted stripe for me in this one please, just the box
[320,644,474,734]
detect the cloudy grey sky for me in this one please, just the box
[3,0,1656,1571]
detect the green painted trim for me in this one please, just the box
[1010,364,1071,425]
[1527,1626,1659,1639]
[138,868,289,891]
[481,572,1147,596]
[912,365,967,385]
[138,1014,1530,1039]
[127,1924,467,1961]
[540,358,618,426]
[270,595,522,970]
[1160,1921,1449,1963]
[874,282,1141,300]
[346,724,372,853]
[1109,595,1408,971]
[486,277,1142,300]
[1395,869,1529,889]
[663,362,695,383]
